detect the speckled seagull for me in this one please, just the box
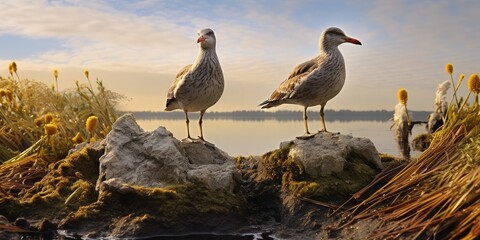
[259,27,361,139]
[165,28,224,141]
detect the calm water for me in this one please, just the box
[136,117,425,158]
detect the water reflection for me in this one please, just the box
[136,117,425,158]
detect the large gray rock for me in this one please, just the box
[282,133,383,177]
[96,114,240,193]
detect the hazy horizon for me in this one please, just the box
[125,109,431,123]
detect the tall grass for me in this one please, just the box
[339,65,480,239]
[0,64,123,164]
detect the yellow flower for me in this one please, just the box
[86,116,98,133]
[468,73,480,94]
[34,117,43,127]
[44,113,55,123]
[84,70,89,79]
[459,73,465,83]
[8,64,13,75]
[397,88,408,105]
[72,132,85,144]
[11,61,17,73]
[44,124,58,135]
[53,69,58,79]
[445,63,453,75]
[0,89,6,98]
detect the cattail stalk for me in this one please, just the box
[394,103,411,160]
[85,70,95,94]
[394,88,411,160]
[53,69,59,95]
[445,63,459,106]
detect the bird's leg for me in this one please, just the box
[197,110,215,147]
[319,104,327,132]
[184,111,193,140]
[318,105,339,134]
[297,106,315,140]
[303,106,310,135]
[198,110,205,141]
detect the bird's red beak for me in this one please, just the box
[345,37,362,45]
[197,36,206,43]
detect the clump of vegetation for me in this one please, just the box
[0,146,104,221]
[341,64,480,239]
[0,62,124,197]
[426,80,451,133]
[0,63,122,163]
[59,181,245,237]
[236,142,380,203]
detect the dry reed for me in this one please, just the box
[338,65,480,239]
[0,64,123,165]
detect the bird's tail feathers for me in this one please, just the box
[165,98,179,111]
[259,99,282,109]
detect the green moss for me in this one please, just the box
[0,145,101,221]
[379,153,406,169]
[61,183,245,234]
[237,143,381,202]
[286,157,378,200]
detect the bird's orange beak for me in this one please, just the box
[197,36,206,43]
[345,37,362,45]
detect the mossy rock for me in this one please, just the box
[234,142,383,238]
[379,153,406,169]
[236,143,380,202]
[0,145,103,221]
[287,156,378,201]
[60,182,246,237]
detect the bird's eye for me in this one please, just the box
[205,31,213,36]
[328,31,344,38]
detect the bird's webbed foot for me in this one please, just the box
[296,133,317,140]
[318,130,340,135]
[182,137,200,143]
[182,137,215,148]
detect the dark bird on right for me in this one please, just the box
[259,27,361,139]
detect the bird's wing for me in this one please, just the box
[166,64,192,106]
[267,58,319,101]
[287,58,319,80]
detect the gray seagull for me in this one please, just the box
[259,27,361,139]
[165,28,224,141]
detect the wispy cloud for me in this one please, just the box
[1,0,479,112]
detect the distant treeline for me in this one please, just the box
[121,110,431,122]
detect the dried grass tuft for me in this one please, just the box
[340,66,480,238]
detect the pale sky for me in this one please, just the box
[1,0,479,112]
